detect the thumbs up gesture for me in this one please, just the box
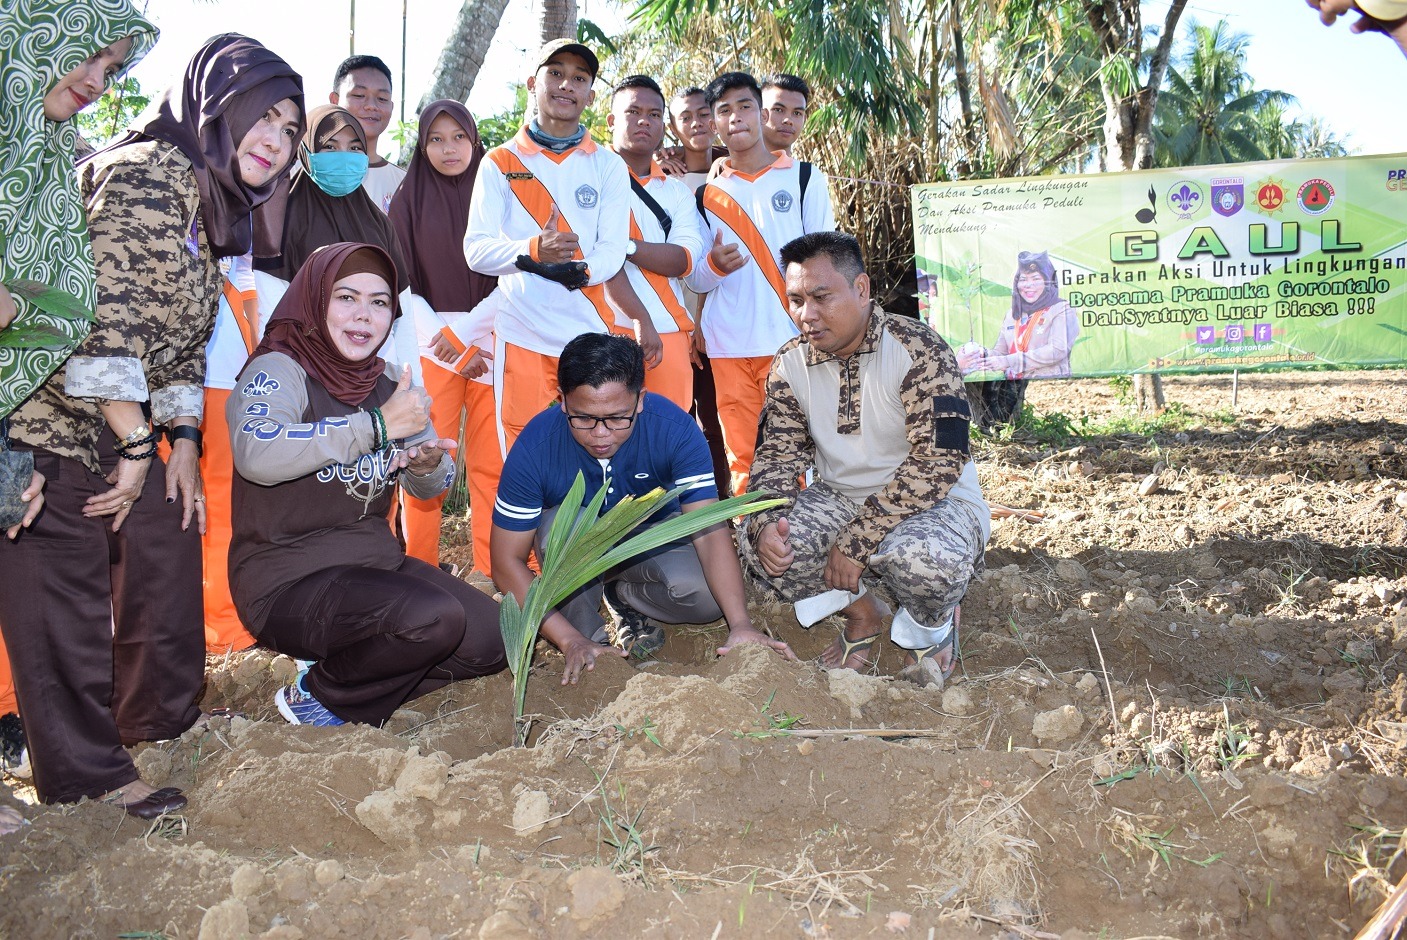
[537,205,580,263]
[379,364,433,440]
[707,228,749,275]
[757,515,795,576]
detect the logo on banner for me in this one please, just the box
[1195,326,1215,345]
[1388,169,1407,191]
[1254,177,1287,215]
[1297,178,1335,215]
[1165,180,1206,220]
[1252,323,1272,343]
[1210,177,1244,217]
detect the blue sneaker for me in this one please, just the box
[275,671,345,727]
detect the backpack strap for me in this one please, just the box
[629,176,672,237]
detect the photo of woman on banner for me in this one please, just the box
[958,251,1079,380]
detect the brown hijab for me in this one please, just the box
[388,100,496,312]
[249,242,402,406]
[90,32,304,258]
[263,105,410,292]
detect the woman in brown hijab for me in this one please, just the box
[390,100,500,575]
[0,32,303,815]
[228,242,505,728]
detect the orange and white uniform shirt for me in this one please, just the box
[460,129,632,356]
[620,163,704,337]
[685,153,835,358]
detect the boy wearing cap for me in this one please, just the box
[456,40,638,454]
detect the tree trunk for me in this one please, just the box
[538,0,577,42]
[403,0,511,161]
[415,0,511,111]
[1089,0,1188,410]
[949,0,979,162]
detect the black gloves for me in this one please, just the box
[515,255,589,291]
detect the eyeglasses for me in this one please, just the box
[568,413,641,430]
[566,412,638,431]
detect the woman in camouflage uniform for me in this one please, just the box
[0,33,303,817]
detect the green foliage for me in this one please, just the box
[499,471,784,745]
[1152,21,1298,168]
[577,17,618,54]
[587,761,658,880]
[74,76,150,148]
[477,85,529,150]
[981,400,1234,446]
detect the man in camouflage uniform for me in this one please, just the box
[740,231,990,687]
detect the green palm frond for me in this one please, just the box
[500,471,785,745]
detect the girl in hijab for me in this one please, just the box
[967,251,1080,380]
[228,242,505,728]
[255,105,421,385]
[0,33,303,817]
[0,0,158,837]
[390,100,499,575]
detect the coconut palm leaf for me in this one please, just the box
[500,471,785,744]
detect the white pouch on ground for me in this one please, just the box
[794,582,868,628]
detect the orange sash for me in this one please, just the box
[486,148,630,336]
[223,280,259,355]
[700,184,789,314]
[1013,307,1049,354]
[628,213,692,333]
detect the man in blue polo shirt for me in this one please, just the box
[491,333,794,684]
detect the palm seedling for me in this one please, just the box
[499,471,785,746]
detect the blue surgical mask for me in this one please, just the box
[306,150,369,197]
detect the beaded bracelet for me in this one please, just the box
[114,433,157,453]
[370,408,388,450]
[118,445,157,461]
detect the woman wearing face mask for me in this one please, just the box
[389,101,499,574]
[0,0,159,835]
[962,251,1080,381]
[228,242,505,728]
[0,33,303,817]
[255,105,421,386]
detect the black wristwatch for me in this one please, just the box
[166,424,203,457]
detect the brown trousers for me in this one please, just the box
[255,556,506,725]
[0,443,204,803]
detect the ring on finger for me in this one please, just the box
[193,495,205,503]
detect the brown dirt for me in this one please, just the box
[2,370,1405,939]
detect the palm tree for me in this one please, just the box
[1153,21,1295,167]
[1294,117,1351,159]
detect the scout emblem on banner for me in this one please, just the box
[1254,176,1287,215]
[1211,177,1244,217]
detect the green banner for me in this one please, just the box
[912,154,1407,379]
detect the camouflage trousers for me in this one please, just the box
[741,482,986,650]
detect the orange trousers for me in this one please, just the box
[403,362,502,575]
[709,355,773,496]
[495,343,560,457]
[0,640,12,715]
[202,387,258,653]
[644,331,694,413]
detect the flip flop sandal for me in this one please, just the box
[103,786,188,820]
[898,606,961,689]
[822,630,882,672]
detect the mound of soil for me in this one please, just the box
[2,370,1404,939]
